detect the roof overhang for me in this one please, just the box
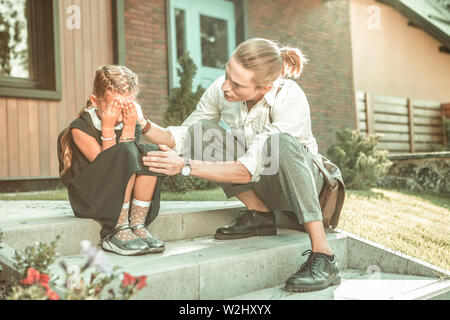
[376,0,450,52]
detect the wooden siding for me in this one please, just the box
[0,0,114,180]
[356,91,445,154]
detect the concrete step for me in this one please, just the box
[47,229,348,300]
[0,200,246,256]
[1,201,448,300]
[229,269,447,300]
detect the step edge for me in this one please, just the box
[336,228,450,279]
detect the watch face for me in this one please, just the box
[182,166,191,176]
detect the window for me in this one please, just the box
[0,0,61,100]
[168,0,242,89]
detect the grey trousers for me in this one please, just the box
[186,119,324,225]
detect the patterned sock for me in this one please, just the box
[129,199,152,239]
[114,202,139,241]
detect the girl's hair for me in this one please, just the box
[59,65,139,177]
[231,38,309,87]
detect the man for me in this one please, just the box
[138,38,342,292]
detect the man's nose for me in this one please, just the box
[222,79,231,92]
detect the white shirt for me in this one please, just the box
[167,75,321,182]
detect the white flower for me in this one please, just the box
[79,240,112,275]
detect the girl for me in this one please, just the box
[58,65,166,256]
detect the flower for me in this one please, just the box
[20,267,50,291]
[46,290,60,300]
[79,240,112,274]
[121,272,147,290]
[136,276,147,290]
[19,267,59,300]
[122,272,135,288]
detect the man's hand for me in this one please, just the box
[143,144,184,176]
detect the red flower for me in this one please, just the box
[136,276,147,290]
[46,290,60,300]
[122,272,147,291]
[122,272,135,288]
[20,268,50,291]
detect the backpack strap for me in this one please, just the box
[268,83,337,188]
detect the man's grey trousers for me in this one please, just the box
[185,119,324,226]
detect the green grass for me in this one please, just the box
[0,187,448,270]
[339,188,450,271]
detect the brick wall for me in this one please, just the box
[245,0,356,153]
[123,0,356,153]
[124,0,170,124]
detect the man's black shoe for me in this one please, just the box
[215,209,277,240]
[284,249,341,292]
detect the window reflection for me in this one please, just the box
[175,8,186,61]
[0,0,31,79]
[200,15,228,69]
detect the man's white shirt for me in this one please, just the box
[167,75,322,182]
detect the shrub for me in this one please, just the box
[13,234,62,278]
[326,129,392,190]
[163,52,216,193]
[3,238,147,300]
[430,118,450,152]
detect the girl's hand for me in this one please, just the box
[101,97,122,129]
[122,99,138,128]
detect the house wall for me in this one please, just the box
[0,0,115,180]
[245,0,356,154]
[350,0,450,102]
[124,0,356,154]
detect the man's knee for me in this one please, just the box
[264,133,308,171]
[265,133,299,155]
[187,119,221,136]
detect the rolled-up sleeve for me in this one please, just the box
[237,133,270,182]
[166,76,223,156]
[238,81,318,182]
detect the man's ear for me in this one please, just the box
[260,84,273,96]
[89,95,98,107]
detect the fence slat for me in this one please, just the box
[366,92,375,134]
[411,100,442,109]
[375,123,409,133]
[372,94,408,106]
[407,98,415,153]
[414,117,443,126]
[413,108,443,118]
[375,113,409,124]
[373,103,408,115]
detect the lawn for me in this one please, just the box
[0,187,448,270]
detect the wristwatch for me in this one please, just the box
[181,158,191,176]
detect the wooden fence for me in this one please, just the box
[355,91,446,154]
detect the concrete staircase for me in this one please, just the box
[0,201,449,300]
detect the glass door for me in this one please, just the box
[169,0,236,90]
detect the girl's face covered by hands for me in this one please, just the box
[91,90,136,126]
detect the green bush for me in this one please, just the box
[430,118,450,151]
[326,129,392,190]
[163,52,216,193]
[13,234,62,278]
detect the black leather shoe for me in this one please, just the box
[215,209,277,240]
[131,224,165,253]
[284,249,341,292]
